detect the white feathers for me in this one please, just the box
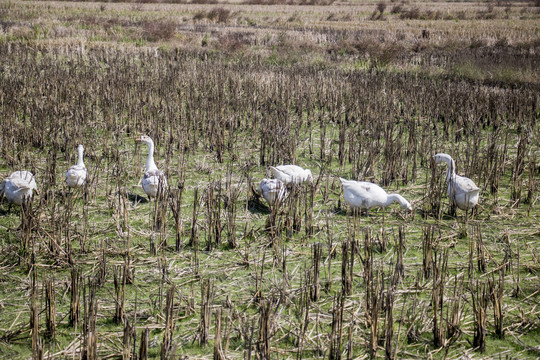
[433,153,480,211]
[339,178,412,212]
[260,165,310,209]
[269,165,313,185]
[0,171,38,205]
[66,144,87,188]
[258,178,287,208]
[136,135,167,199]
[141,168,167,199]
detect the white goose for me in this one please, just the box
[65,144,87,188]
[433,153,480,211]
[269,165,313,185]
[339,178,412,215]
[257,178,287,209]
[136,135,167,200]
[0,171,38,206]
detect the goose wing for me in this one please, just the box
[269,166,290,183]
[272,165,311,184]
[142,169,167,194]
[339,178,359,188]
[258,179,276,193]
[453,175,480,195]
[67,164,86,173]
[66,165,87,181]
[344,181,385,197]
[258,178,286,206]
[8,171,37,190]
[276,165,303,175]
[143,169,167,185]
[259,179,286,196]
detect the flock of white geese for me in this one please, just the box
[0,135,480,216]
[256,154,479,214]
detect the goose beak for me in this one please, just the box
[135,136,142,142]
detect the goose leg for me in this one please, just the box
[449,199,456,218]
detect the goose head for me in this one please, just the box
[388,194,413,211]
[135,134,154,146]
[433,153,453,165]
[403,199,413,211]
[306,169,314,183]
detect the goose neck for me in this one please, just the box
[77,147,85,166]
[386,194,408,208]
[145,142,157,171]
[446,158,456,183]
